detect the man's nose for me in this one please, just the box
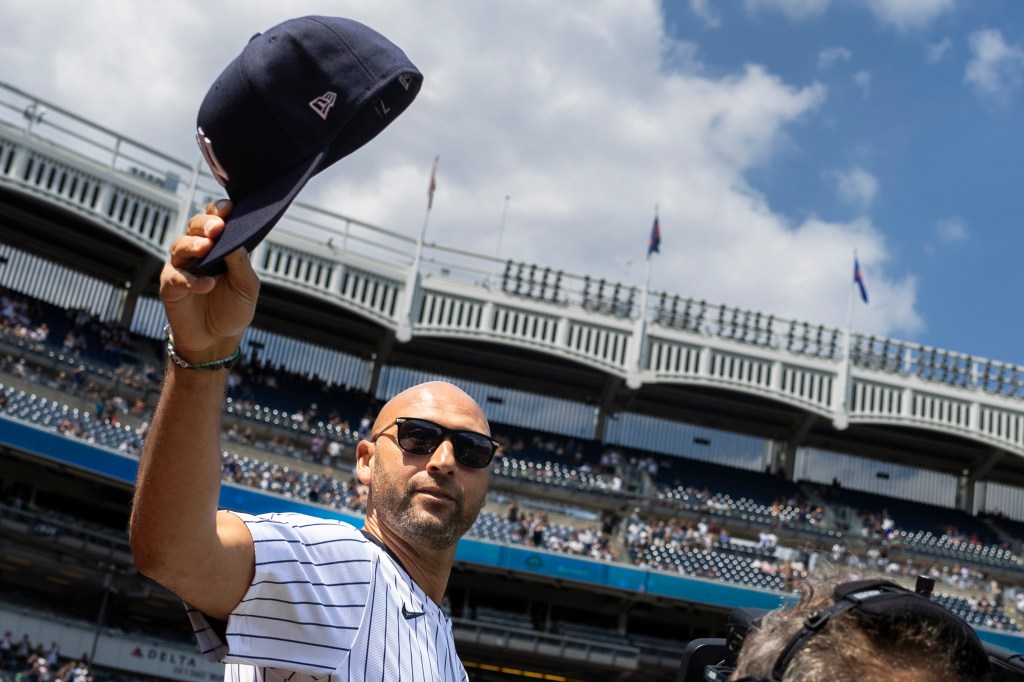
[426,438,457,473]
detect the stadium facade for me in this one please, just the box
[1,79,1023,681]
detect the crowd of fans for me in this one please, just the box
[0,631,91,682]
[1,286,1023,634]
[0,626,167,682]
[625,511,808,590]
[220,455,368,514]
[501,501,616,560]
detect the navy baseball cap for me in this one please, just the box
[191,16,422,276]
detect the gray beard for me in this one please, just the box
[371,455,484,550]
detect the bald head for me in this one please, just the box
[359,381,493,561]
[372,381,489,438]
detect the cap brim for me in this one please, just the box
[191,149,326,277]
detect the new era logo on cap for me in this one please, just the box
[190,16,423,276]
[309,91,338,120]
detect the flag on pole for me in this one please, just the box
[427,155,439,210]
[853,257,869,303]
[647,216,661,257]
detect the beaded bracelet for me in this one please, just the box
[163,324,241,371]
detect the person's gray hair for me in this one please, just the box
[732,579,985,682]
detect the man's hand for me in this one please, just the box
[161,200,260,362]
[133,198,259,617]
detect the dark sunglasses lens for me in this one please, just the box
[453,433,495,468]
[397,419,444,453]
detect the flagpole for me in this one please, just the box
[490,194,511,288]
[638,205,658,350]
[638,250,655,348]
[628,205,659,390]
[418,153,439,243]
[180,154,204,232]
[834,249,858,430]
[397,155,438,343]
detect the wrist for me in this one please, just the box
[164,325,242,371]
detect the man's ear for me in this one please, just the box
[355,440,374,485]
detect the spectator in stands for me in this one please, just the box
[24,650,50,682]
[131,201,500,681]
[507,500,519,523]
[0,294,16,326]
[15,634,30,661]
[730,577,992,682]
[758,530,778,552]
[0,630,12,669]
[309,433,326,461]
[326,437,343,466]
[54,660,75,682]
[27,322,49,344]
[44,641,59,667]
[72,365,86,393]
[529,513,548,546]
[357,411,372,438]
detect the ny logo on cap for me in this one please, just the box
[309,91,338,120]
[196,127,230,187]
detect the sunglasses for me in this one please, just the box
[370,417,500,469]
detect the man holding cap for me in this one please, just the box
[190,15,422,276]
[129,16,491,682]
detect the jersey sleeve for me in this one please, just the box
[188,511,373,675]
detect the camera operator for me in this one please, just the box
[719,578,995,682]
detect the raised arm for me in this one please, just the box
[129,201,261,620]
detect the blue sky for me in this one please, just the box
[664,0,1024,363]
[0,0,1022,365]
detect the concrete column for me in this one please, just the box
[117,257,162,328]
[594,375,625,441]
[956,473,974,514]
[395,272,421,343]
[480,300,494,334]
[770,440,798,481]
[8,145,31,180]
[365,330,396,396]
[774,413,816,480]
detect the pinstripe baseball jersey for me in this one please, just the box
[187,511,469,682]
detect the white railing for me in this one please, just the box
[6,78,1024,457]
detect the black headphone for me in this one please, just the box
[711,577,992,682]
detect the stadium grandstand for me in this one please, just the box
[1,77,1023,682]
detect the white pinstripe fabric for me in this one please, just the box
[187,512,468,682]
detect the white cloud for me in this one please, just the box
[747,0,953,29]
[964,28,1024,98]
[853,70,872,96]
[0,0,920,338]
[865,0,956,31]
[925,37,953,64]
[818,47,852,71]
[935,217,969,243]
[745,0,831,22]
[829,166,879,209]
[690,0,721,28]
